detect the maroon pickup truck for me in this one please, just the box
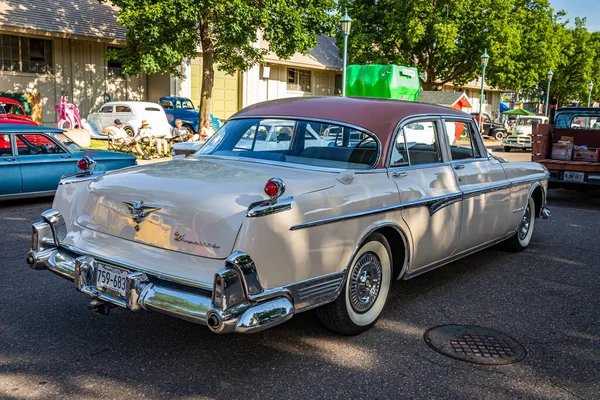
[532,107,600,189]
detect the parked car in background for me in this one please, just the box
[160,96,199,134]
[532,107,600,189]
[0,97,37,125]
[86,102,172,139]
[502,115,549,152]
[470,112,507,140]
[159,96,223,134]
[27,97,550,336]
[0,124,136,200]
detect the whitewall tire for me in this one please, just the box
[317,233,392,335]
[504,196,536,252]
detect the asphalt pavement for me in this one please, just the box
[0,181,598,399]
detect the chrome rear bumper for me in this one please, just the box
[27,212,295,334]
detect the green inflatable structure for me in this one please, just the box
[345,65,420,101]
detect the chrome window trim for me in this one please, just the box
[387,113,475,168]
[199,115,383,171]
[440,116,488,162]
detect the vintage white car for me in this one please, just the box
[27,97,551,335]
[86,101,173,139]
[502,115,549,152]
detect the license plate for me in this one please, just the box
[564,171,585,183]
[96,263,128,297]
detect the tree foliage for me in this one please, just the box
[103,0,336,121]
[339,0,562,91]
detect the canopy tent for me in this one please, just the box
[499,101,510,113]
[502,108,536,116]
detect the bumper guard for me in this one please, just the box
[26,211,294,334]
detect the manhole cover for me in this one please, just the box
[424,325,527,365]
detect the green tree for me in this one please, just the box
[540,18,598,107]
[339,0,561,91]
[103,0,336,122]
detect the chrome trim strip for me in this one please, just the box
[287,271,345,312]
[512,207,524,213]
[199,115,383,171]
[59,242,213,291]
[0,190,55,201]
[403,230,516,280]
[290,192,463,231]
[247,196,294,218]
[290,177,545,231]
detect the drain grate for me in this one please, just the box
[424,325,527,365]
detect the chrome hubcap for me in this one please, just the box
[518,204,531,240]
[349,252,382,313]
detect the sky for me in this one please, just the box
[550,0,600,31]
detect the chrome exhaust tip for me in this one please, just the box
[206,312,222,332]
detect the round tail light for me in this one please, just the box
[264,178,285,199]
[77,158,90,171]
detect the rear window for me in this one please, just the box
[570,116,600,130]
[145,107,161,112]
[198,118,379,170]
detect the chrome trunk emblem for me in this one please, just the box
[123,200,161,231]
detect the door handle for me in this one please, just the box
[2,157,16,162]
[60,155,72,159]
[391,171,408,178]
[453,164,465,170]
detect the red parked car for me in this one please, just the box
[1,97,40,150]
[0,97,37,126]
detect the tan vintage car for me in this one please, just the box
[27,97,551,335]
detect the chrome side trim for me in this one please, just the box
[290,178,545,231]
[287,271,345,312]
[403,230,516,280]
[0,190,55,201]
[290,192,462,231]
[59,171,104,186]
[512,207,524,213]
[246,196,294,218]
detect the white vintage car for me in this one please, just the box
[86,101,173,139]
[27,97,551,335]
[502,115,549,152]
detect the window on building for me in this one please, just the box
[107,47,124,78]
[334,74,342,96]
[287,68,312,93]
[0,34,53,74]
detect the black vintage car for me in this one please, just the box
[470,112,507,140]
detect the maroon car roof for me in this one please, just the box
[232,96,469,168]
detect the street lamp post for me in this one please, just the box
[340,11,352,97]
[478,49,490,132]
[545,69,553,117]
[587,81,594,107]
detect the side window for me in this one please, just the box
[175,100,182,109]
[394,120,443,166]
[0,134,13,156]
[115,105,131,113]
[100,106,113,114]
[161,100,174,110]
[446,121,481,160]
[16,134,65,155]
